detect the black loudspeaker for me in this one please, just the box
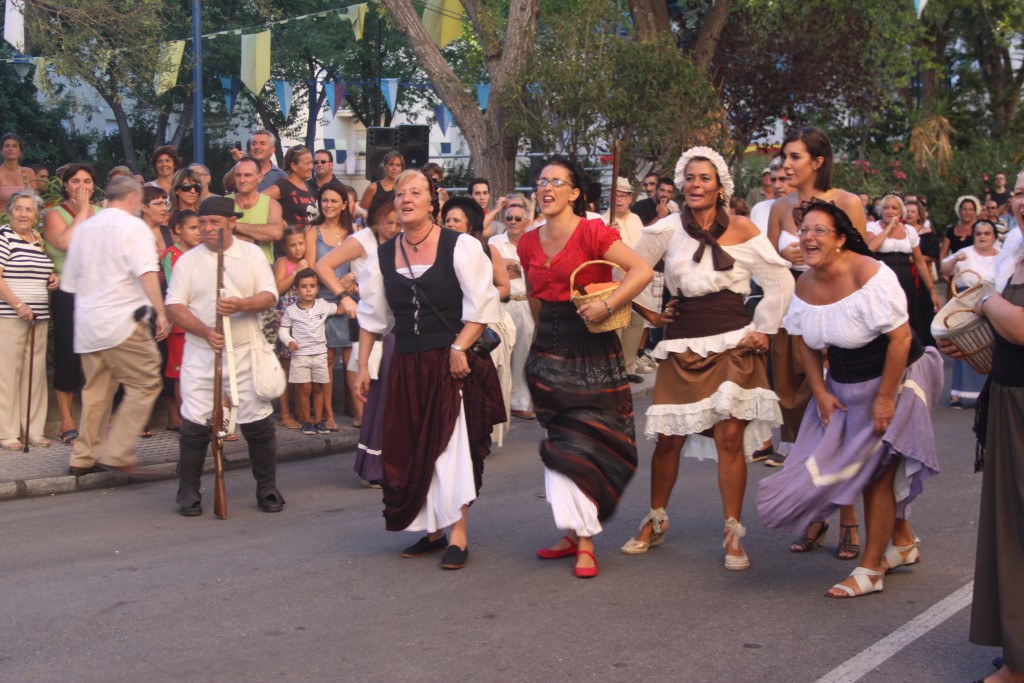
[398,124,430,169]
[365,127,400,181]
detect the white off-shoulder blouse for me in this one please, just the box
[634,213,794,358]
[357,232,501,335]
[783,264,908,351]
[866,221,920,254]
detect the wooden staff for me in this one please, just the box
[608,140,621,225]
[22,321,35,453]
[211,224,228,519]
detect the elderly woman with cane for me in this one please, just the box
[0,190,57,450]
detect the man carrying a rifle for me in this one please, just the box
[166,197,284,517]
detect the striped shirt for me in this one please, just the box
[279,298,337,356]
[0,224,53,319]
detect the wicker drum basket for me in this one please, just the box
[930,268,995,374]
[569,259,631,333]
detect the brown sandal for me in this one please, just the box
[791,520,829,553]
[837,524,860,560]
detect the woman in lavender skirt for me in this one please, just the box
[757,199,943,599]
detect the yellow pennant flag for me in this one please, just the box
[422,0,463,49]
[32,57,51,95]
[240,30,271,94]
[342,3,368,41]
[154,40,185,96]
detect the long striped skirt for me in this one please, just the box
[525,334,637,534]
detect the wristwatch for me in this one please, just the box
[451,343,466,352]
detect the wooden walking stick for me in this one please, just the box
[608,140,621,226]
[211,223,228,519]
[22,320,35,453]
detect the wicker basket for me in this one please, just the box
[930,269,995,374]
[569,259,631,333]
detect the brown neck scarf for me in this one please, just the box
[682,207,735,271]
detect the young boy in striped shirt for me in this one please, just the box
[277,269,337,435]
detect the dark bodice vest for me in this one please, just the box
[379,227,463,353]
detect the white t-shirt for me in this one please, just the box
[61,207,159,353]
[749,199,774,234]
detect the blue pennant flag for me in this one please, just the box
[220,76,240,116]
[382,78,399,115]
[476,83,490,111]
[274,80,293,120]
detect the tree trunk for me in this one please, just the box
[691,0,732,70]
[626,0,670,42]
[378,0,539,197]
[98,88,138,173]
[169,92,194,152]
[155,109,169,146]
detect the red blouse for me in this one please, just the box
[517,217,620,302]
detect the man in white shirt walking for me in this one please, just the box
[61,176,169,476]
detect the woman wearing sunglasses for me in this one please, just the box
[169,169,204,213]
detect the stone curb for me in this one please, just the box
[0,431,360,503]
[0,378,654,503]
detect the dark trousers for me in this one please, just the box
[175,417,282,507]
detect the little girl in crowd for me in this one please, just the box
[161,209,201,430]
[273,226,309,429]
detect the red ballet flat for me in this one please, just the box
[574,549,598,579]
[536,535,578,559]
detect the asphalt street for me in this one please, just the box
[0,368,1001,683]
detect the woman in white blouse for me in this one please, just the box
[758,199,943,598]
[355,170,505,571]
[623,147,793,570]
[940,219,1000,408]
[867,192,941,346]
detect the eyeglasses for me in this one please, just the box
[797,226,835,237]
[505,215,525,222]
[313,160,332,165]
[178,184,201,193]
[536,178,573,189]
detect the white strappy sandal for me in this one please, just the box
[826,567,884,598]
[723,517,750,571]
[620,508,669,555]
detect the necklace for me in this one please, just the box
[404,223,435,252]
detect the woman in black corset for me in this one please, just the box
[518,158,652,579]
[355,169,505,571]
[865,191,941,346]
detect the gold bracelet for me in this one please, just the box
[14,302,23,310]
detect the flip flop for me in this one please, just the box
[59,429,79,445]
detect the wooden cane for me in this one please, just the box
[22,320,35,453]
[212,224,228,519]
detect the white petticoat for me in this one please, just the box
[644,380,782,461]
[544,468,602,537]
[406,395,477,533]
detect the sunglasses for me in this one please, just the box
[313,160,332,165]
[505,215,525,222]
[178,184,201,193]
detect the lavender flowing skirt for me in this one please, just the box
[757,348,943,534]
[353,334,394,482]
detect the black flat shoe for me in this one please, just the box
[401,534,447,558]
[258,493,285,513]
[179,502,203,517]
[440,544,469,570]
[68,465,104,476]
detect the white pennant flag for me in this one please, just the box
[4,0,25,52]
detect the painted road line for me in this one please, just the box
[817,582,974,683]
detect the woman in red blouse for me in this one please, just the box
[518,158,652,579]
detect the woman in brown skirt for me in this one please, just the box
[623,146,793,570]
[356,169,505,571]
[941,169,1024,683]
